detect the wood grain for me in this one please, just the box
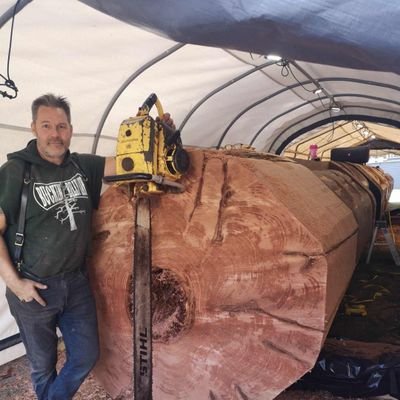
[88,149,385,399]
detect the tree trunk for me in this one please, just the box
[88,148,386,399]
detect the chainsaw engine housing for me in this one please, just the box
[105,94,189,194]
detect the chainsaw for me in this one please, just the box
[103,93,190,194]
[104,94,189,400]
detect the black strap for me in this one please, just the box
[70,157,88,182]
[14,162,31,269]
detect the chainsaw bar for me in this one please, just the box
[133,196,153,400]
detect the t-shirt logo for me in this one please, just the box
[33,174,88,231]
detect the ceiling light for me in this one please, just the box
[313,88,323,95]
[330,105,341,113]
[371,134,376,139]
[329,99,341,113]
[353,121,365,130]
[266,54,282,61]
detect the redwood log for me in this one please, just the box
[332,162,393,220]
[296,160,375,259]
[88,148,375,399]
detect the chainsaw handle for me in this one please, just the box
[139,93,164,118]
[142,93,157,112]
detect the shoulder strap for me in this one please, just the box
[70,157,88,182]
[14,162,32,270]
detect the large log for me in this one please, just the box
[296,160,376,259]
[88,148,375,399]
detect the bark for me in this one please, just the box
[88,149,388,400]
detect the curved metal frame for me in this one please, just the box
[291,123,358,157]
[251,93,400,147]
[178,60,277,132]
[216,79,314,148]
[91,43,185,154]
[217,76,400,149]
[0,0,32,29]
[293,120,352,152]
[275,111,400,154]
[289,128,368,159]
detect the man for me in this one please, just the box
[0,93,172,399]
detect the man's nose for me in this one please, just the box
[49,127,61,136]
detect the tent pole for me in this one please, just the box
[178,60,277,132]
[91,43,185,155]
[0,0,33,30]
[251,93,400,148]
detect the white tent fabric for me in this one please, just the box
[0,0,399,365]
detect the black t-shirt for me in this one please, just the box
[0,151,105,277]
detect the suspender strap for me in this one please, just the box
[70,158,88,181]
[14,162,31,269]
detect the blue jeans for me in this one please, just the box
[6,269,99,400]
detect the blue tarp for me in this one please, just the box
[80,0,400,75]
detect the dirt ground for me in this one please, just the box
[1,232,400,399]
[0,347,395,400]
[0,348,394,400]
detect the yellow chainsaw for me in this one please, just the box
[103,93,190,194]
[104,94,189,399]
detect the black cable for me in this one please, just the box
[324,108,336,144]
[279,59,290,77]
[1,0,20,99]
[317,92,330,110]
[281,61,331,111]
[284,62,315,93]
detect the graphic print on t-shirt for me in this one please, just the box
[33,173,88,231]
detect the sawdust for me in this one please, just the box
[0,349,394,399]
[0,346,111,399]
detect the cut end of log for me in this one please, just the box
[90,148,394,399]
[128,267,195,343]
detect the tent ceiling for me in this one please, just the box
[0,0,399,165]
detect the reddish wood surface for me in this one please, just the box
[88,149,376,399]
[297,160,376,259]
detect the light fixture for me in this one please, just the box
[329,99,341,112]
[361,128,369,137]
[352,120,365,130]
[266,54,282,62]
[330,104,341,113]
[371,134,376,139]
[313,88,323,95]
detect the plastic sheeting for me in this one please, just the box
[294,350,400,399]
[80,0,400,75]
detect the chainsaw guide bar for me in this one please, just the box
[133,196,153,400]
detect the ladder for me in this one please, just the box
[366,219,400,266]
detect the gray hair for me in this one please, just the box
[31,93,71,123]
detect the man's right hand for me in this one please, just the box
[0,210,47,307]
[9,277,47,306]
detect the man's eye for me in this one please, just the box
[58,124,67,130]
[42,124,50,129]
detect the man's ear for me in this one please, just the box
[31,121,37,137]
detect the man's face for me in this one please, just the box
[31,105,73,165]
